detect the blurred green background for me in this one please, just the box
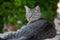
[0,0,58,32]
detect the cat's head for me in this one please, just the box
[25,6,42,22]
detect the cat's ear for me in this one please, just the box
[35,6,40,11]
[24,5,30,12]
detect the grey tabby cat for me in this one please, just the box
[0,6,56,40]
[25,6,42,23]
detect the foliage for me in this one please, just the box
[0,0,58,32]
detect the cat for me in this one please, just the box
[0,6,56,40]
[25,6,42,23]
